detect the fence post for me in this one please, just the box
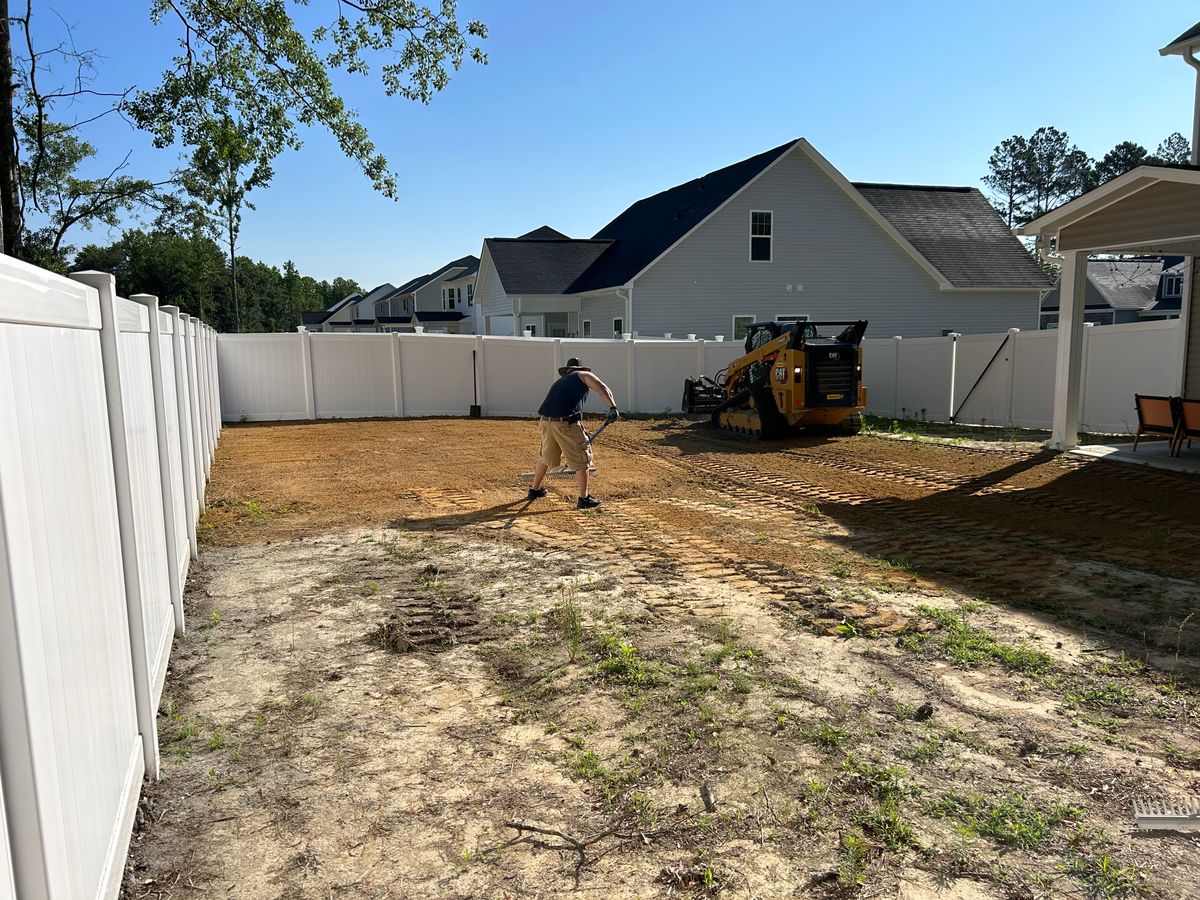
[70,271,161,780]
[946,333,961,422]
[391,332,404,418]
[892,336,902,418]
[165,306,199,560]
[185,317,205,509]
[626,335,636,412]
[1005,328,1020,427]
[131,294,186,637]
[1078,322,1096,432]
[299,328,317,420]
[695,336,705,377]
[197,325,212,480]
[553,338,563,377]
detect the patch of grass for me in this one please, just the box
[928,791,1080,849]
[901,734,945,763]
[807,721,850,752]
[594,633,655,687]
[842,754,910,803]
[243,499,270,522]
[551,591,584,662]
[855,799,918,850]
[200,610,221,630]
[838,830,870,887]
[876,554,915,572]
[900,605,1052,675]
[1064,852,1142,898]
[572,749,607,780]
[206,729,227,751]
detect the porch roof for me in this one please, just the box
[1018,164,1200,255]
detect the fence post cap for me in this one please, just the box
[128,293,159,308]
[1008,327,1021,333]
[893,335,903,340]
[687,333,697,340]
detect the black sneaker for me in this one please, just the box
[577,495,601,510]
[527,486,548,500]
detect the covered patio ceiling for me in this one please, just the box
[1018,164,1199,450]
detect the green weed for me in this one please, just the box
[901,605,1051,674]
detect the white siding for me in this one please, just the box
[631,145,1041,339]
[581,293,628,337]
[477,247,513,325]
[1186,258,1200,397]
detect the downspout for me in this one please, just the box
[623,285,633,336]
[1179,46,1200,393]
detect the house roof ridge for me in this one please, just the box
[852,182,975,192]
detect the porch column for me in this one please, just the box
[1049,251,1088,450]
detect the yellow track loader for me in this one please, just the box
[682,320,868,438]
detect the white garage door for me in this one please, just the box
[488,316,515,336]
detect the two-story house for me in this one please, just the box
[474,138,1051,339]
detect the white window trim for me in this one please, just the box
[749,209,773,263]
[613,317,624,337]
[732,314,755,340]
[775,314,808,323]
[582,319,592,338]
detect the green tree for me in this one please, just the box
[1094,140,1148,183]
[982,135,1029,228]
[1152,132,1191,165]
[1023,127,1094,221]
[180,118,272,331]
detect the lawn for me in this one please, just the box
[123,417,1200,899]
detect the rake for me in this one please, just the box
[1133,795,1200,831]
[519,418,614,480]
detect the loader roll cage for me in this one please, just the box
[741,320,868,353]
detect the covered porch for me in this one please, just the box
[1018,164,1200,455]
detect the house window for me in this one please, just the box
[775,314,808,323]
[1163,274,1183,298]
[467,283,474,306]
[583,319,592,338]
[732,315,755,340]
[750,210,772,262]
[613,318,624,337]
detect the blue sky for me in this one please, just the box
[32,1,1200,289]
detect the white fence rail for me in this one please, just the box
[0,259,219,899]
[218,331,747,420]
[218,323,1180,434]
[862,319,1182,433]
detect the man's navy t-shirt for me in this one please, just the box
[538,372,590,418]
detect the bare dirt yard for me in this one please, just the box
[123,417,1200,899]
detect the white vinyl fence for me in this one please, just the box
[219,322,1181,434]
[0,258,219,900]
[863,319,1183,433]
[219,331,748,420]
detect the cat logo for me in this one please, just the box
[828,351,841,360]
[826,393,845,400]
[774,365,787,383]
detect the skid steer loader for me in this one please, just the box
[682,320,868,438]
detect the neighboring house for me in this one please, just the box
[474,138,1051,339]
[389,254,480,333]
[1039,257,1185,328]
[299,258,479,333]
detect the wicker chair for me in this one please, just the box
[1132,394,1181,452]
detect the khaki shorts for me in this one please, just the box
[539,417,593,471]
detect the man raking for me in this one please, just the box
[526,357,618,509]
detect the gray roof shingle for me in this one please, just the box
[486,238,614,294]
[852,184,1053,289]
[517,226,571,240]
[1041,258,1183,312]
[1164,21,1200,50]
[395,254,480,295]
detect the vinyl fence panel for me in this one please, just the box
[0,261,143,900]
[1009,329,1059,429]
[560,339,632,414]
[310,333,401,418]
[158,316,191,587]
[1082,320,1179,433]
[218,333,310,422]
[634,340,702,413]
[480,336,556,417]
[0,770,14,900]
[951,332,1016,427]
[115,299,175,712]
[862,339,899,418]
[396,334,477,416]
[896,338,953,422]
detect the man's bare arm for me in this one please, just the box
[580,372,618,409]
